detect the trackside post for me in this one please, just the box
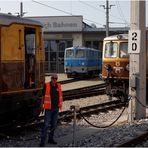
[128,0,146,122]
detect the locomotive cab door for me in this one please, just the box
[24,28,36,89]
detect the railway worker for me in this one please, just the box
[40,73,63,147]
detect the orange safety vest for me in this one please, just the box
[43,82,63,110]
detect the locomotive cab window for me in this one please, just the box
[104,42,118,58]
[75,49,85,58]
[120,42,129,58]
[66,49,74,58]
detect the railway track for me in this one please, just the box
[36,99,126,122]
[0,83,106,130]
[0,83,113,129]
[0,99,126,139]
[63,83,106,100]
[59,100,126,121]
[59,79,79,84]
[0,83,121,140]
[118,131,148,147]
[47,75,100,85]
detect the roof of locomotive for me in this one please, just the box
[0,13,42,26]
[104,34,128,41]
[65,46,99,51]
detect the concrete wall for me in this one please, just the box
[72,33,83,46]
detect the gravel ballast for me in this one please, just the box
[0,95,148,147]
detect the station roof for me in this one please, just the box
[83,22,129,32]
[83,22,148,33]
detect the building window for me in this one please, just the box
[44,41,50,52]
[85,41,91,48]
[50,52,56,61]
[44,40,72,73]
[85,40,102,50]
[50,41,58,52]
[45,53,49,61]
[67,41,72,48]
[59,41,66,52]
[93,41,99,50]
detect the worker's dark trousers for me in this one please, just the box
[40,107,59,145]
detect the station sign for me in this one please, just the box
[128,30,141,53]
[27,16,83,32]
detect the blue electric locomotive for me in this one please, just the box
[64,46,101,78]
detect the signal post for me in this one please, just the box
[128,0,146,122]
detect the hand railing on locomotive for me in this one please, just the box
[104,64,113,82]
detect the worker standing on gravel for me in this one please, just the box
[40,74,63,147]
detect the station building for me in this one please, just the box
[28,15,128,73]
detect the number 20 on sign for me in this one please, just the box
[128,30,141,53]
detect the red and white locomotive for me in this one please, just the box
[102,34,129,101]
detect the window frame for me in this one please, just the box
[104,42,118,58]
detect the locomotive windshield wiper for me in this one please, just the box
[104,64,113,82]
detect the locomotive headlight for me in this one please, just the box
[81,62,85,65]
[126,64,129,71]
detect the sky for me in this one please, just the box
[0,0,147,28]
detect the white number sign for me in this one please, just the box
[128,30,141,53]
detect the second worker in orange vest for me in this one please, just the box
[40,74,63,147]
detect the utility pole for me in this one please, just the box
[20,2,23,17]
[128,0,146,123]
[19,2,27,17]
[100,0,115,37]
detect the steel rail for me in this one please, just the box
[118,132,148,147]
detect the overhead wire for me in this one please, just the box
[79,0,128,25]
[32,0,104,27]
[115,1,129,27]
[32,0,72,15]
[78,0,105,26]
[79,0,105,14]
